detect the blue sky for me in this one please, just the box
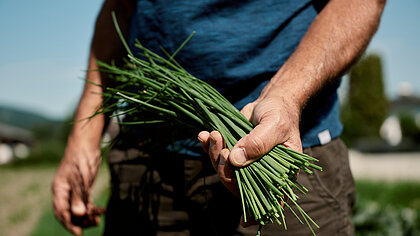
[0,0,419,120]
[0,0,102,119]
[367,0,420,98]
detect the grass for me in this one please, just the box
[355,180,420,210]
[354,180,420,236]
[1,162,420,236]
[0,164,109,236]
[0,165,56,236]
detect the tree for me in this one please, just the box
[341,53,388,146]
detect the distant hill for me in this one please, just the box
[0,105,61,130]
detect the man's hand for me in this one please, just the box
[230,96,302,166]
[198,96,300,228]
[52,144,105,235]
[198,95,302,193]
[198,131,238,195]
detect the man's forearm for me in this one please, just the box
[68,52,106,150]
[260,0,386,111]
[68,0,136,149]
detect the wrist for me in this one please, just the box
[259,65,314,115]
[257,85,304,121]
[64,136,102,163]
[69,111,106,146]
[66,130,102,160]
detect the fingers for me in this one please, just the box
[198,131,239,196]
[70,187,105,228]
[71,206,104,229]
[198,131,225,170]
[230,109,303,167]
[209,131,225,168]
[67,213,83,235]
[69,152,101,218]
[197,131,210,154]
[52,159,104,235]
[52,179,83,235]
[218,148,239,197]
[91,206,107,216]
[70,198,104,230]
[217,149,233,181]
[69,163,88,218]
[71,194,87,217]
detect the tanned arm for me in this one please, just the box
[52,1,136,235]
[199,0,386,194]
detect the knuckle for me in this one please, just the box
[210,130,222,141]
[272,115,287,132]
[247,135,267,158]
[210,130,219,136]
[220,148,229,158]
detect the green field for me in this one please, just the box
[0,164,109,236]
[356,181,420,210]
[1,164,420,236]
[354,181,420,236]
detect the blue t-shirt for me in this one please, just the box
[128,0,341,148]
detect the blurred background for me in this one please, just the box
[0,0,419,235]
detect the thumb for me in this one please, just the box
[230,119,280,167]
[71,189,87,217]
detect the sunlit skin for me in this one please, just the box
[52,0,385,234]
[198,0,385,225]
[51,1,136,235]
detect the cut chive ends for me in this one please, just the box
[93,13,323,236]
[235,146,320,235]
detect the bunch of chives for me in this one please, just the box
[95,13,323,236]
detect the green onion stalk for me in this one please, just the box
[94,12,323,236]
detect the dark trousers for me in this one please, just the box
[239,138,356,236]
[104,138,356,236]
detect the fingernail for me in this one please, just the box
[197,132,205,142]
[231,148,246,165]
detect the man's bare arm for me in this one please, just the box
[72,0,135,149]
[260,0,386,112]
[226,0,387,166]
[199,0,386,189]
[52,1,135,235]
